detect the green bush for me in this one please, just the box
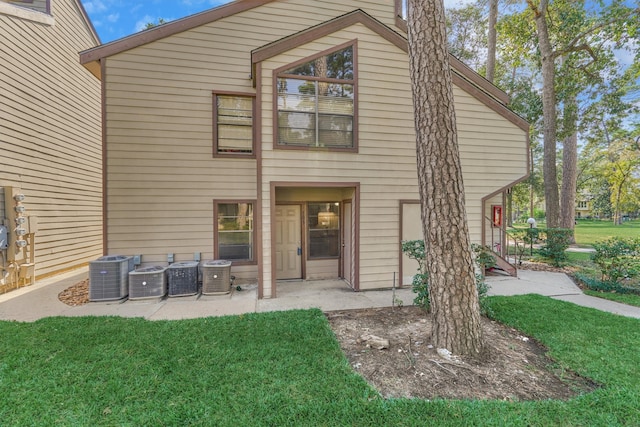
[401,240,429,310]
[591,237,640,285]
[574,271,640,295]
[538,228,572,266]
[401,240,492,315]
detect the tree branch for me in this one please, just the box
[552,8,640,59]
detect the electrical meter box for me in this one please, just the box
[0,225,7,249]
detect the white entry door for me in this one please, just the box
[275,205,302,280]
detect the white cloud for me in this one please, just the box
[83,0,107,14]
[134,14,156,32]
[106,13,119,23]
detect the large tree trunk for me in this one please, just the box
[407,0,484,356]
[486,0,498,83]
[530,0,560,228]
[560,96,577,243]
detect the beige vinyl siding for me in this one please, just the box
[0,0,101,277]
[306,259,339,280]
[101,0,397,276]
[259,25,527,292]
[104,52,257,274]
[101,0,526,292]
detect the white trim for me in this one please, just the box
[0,2,54,25]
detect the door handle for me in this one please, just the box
[297,247,302,256]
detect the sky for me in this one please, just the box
[81,0,229,43]
[82,0,476,43]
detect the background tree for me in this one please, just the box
[407,0,484,356]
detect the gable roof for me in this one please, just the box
[79,1,527,131]
[251,9,527,131]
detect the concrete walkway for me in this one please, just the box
[1,267,639,322]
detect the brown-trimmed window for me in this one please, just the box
[7,0,51,14]
[214,201,255,264]
[276,44,355,150]
[213,93,255,157]
[308,202,340,259]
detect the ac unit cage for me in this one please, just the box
[201,260,232,295]
[129,266,167,300]
[89,255,134,301]
[167,261,199,297]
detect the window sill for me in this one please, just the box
[274,144,358,153]
[0,2,54,25]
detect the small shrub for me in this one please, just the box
[401,240,492,314]
[538,228,572,266]
[574,271,640,295]
[591,237,640,285]
[401,240,430,310]
[471,244,496,271]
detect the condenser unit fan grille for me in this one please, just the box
[89,255,133,301]
[201,260,232,294]
[167,261,199,296]
[129,266,167,300]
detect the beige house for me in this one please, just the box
[1,0,102,291]
[80,0,529,298]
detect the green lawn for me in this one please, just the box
[574,219,640,247]
[2,298,640,426]
[583,290,640,308]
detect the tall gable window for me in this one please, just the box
[276,43,356,150]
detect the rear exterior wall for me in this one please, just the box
[0,0,102,277]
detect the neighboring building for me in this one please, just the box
[1,0,102,291]
[80,0,529,298]
[575,198,593,219]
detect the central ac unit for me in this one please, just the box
[167,261,199,297]
[129,266,167,300]
[89,255,133,301]
[201,260,232,295]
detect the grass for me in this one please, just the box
[574,219,640,247]
[1,298,640,426]
[583,290,640,308]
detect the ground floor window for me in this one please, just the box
[308,202,340,258]
[215,201,255,263]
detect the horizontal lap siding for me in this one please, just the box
[103,0,525,290]
[260,25,527,291]
[102,0,395,278]
[105,36,257,267]
[0,0,102,277]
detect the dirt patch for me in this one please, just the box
[326,306,597,400]
[58,279,89,306]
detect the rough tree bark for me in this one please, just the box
[486,0,498,83]
[407,0,484,356]
[528,0,560,228]
[560,95,577,243]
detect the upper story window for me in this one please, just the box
[276,43,356,151]
[213,93,255,157]
[4,0,50,15]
